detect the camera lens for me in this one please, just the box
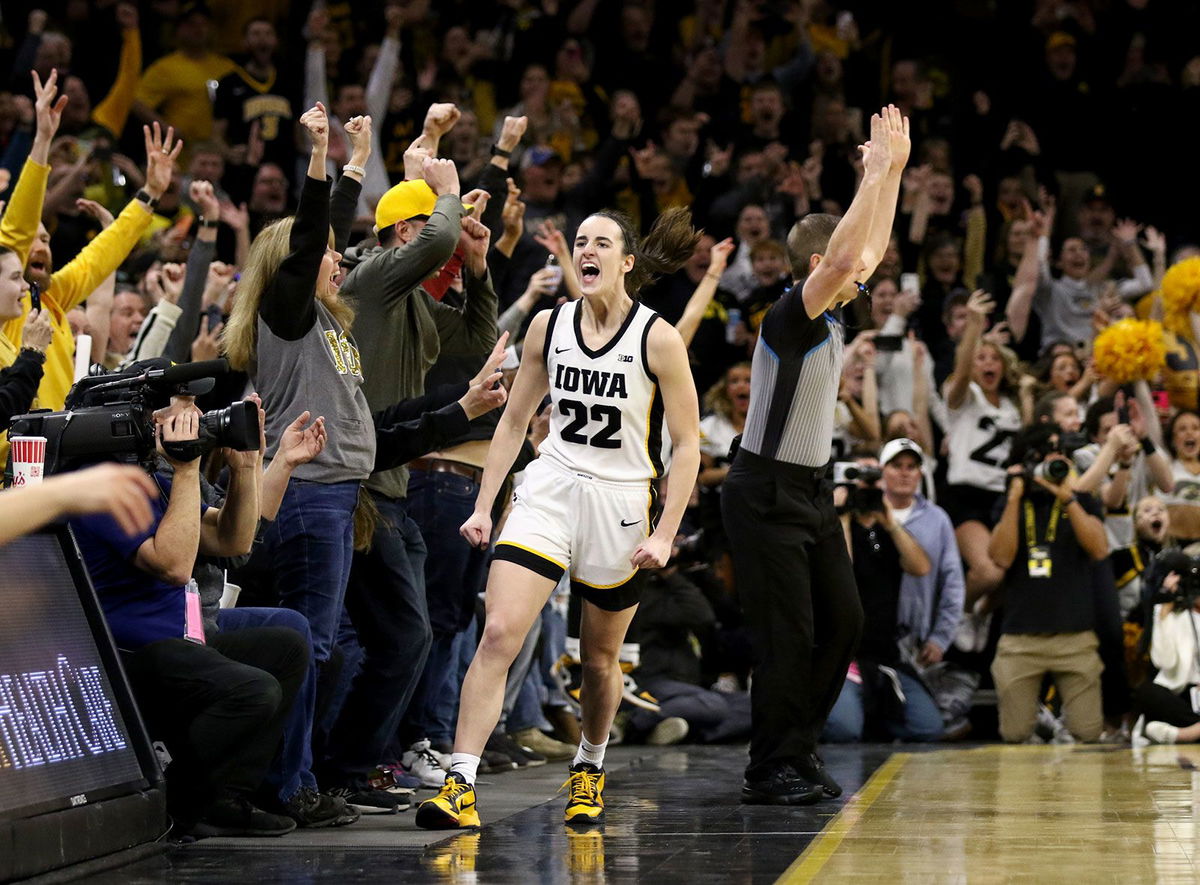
[1046,459,1069,483]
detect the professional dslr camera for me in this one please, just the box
[1150,549,1200,608]
[832,461,885,514]
[6,358,259,476]
[1022,431,1087,485]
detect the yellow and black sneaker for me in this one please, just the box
[563,763,605,824]
[415,774,480,830]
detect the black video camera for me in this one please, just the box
[1151,550,1200,608]
[832,461,885,514]
[6,359,259,477]
[1023,431,1086,485]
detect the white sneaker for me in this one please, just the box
[647,716,689,746]
[1144,721,1180,745]
[1131,715,1150,749]
[401,739,449,788]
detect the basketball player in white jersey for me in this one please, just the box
[416,208,701,829]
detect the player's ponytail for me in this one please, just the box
[593,208,702,297]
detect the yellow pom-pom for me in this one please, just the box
[1093,318,1167,384]
[1161,257,1200,338]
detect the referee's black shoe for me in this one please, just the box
[795,752,842,799]
[740,763,823,806]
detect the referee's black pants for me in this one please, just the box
[722,449,863,779]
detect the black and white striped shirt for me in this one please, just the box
[741,285,845,467]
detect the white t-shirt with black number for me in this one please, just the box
[945,382,1022,493]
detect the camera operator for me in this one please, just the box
[68,396,308,837]
[1135,546,1200,745]
[988,424,1109,743]
[824,449,941,742]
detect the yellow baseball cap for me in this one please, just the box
[374,181,474,233]
[375,180,438,232]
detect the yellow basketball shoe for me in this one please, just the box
[415,774,480,830]
[563,763,606,824]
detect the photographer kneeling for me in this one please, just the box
[1136,548,1200,745]
[988,424,1109,743]
[67,394,308,837]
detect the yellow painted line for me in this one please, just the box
[777,752,911,884]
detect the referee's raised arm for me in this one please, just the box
[796,106,910,319]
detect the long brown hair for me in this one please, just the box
[222,219,352,371]
[591,207,701,296]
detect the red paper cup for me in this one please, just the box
[10,435,47,486]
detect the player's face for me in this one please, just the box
[574,215,634,297]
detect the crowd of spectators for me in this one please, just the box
[5,0,1200,836]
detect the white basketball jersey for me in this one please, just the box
[538,300,667,484]
[945,382,1021,492]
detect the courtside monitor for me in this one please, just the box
[0,527,155,822]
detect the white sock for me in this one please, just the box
[450,753,480,784]
[573,734,608,769]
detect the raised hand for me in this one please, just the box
[422,156,460,196]
[966,289,994,322]
[708,237,736,274]
[497,115,528,153]
[458,215,491,275]
[533,219,567,257]
[159,262,186,303]
[22,308,53,353]
[344,114,372,161]
[459,331,510,420]
[75,198,115,229]
[192,317,224,362]
[1142,225,1167,255]
[219,199,250,232]
[883,103,910,172]
[501,178,525,239]
[1112,218,1143,247]
[203,261,237,308]
[189,179,221,219]
[142,122,183,199]
[461,188,490,220]
[31,68,69,143]
[963,174,984,206]
[299,102,330,150]
[423,103,462,139]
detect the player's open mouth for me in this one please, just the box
[580,262,600,285]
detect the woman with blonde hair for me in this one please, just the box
[942,290,1023,610]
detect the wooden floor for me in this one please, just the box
[783,744,1200,883]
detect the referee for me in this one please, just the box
[724,106,910,805]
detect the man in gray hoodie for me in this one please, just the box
[319,156,500,802]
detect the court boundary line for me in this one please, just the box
[776,751,911,883]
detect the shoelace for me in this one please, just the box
[563,769,601,806]
[440,777,472,802]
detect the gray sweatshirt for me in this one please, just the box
[342,193,499,498]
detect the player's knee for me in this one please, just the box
[477,619,525,664]
[580,655,618,685]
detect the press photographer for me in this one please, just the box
[988,424,1109,743]
[824,447,941,743]
[1134,547,1200,745]
[38,361,311,838]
